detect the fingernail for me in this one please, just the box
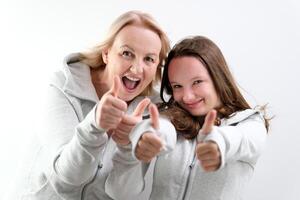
[160,146,167,151]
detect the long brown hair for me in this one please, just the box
[80,10,170,95]
[160,36,269,139]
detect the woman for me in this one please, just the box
[9,10,170,200]
[106,36,269,200]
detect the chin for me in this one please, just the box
[189,109,208,117]
[119,92,137,102]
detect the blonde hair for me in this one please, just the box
[80,10,170,95]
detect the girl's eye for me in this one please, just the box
[172,84,182,89]
[145,56,155,63]
[193,80,202,85]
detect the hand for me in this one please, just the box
[112,98,151,145]
[196,110,221,172]
[135,104,164,163]
[95,76,127,130]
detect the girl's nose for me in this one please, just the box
[182,88,195,103]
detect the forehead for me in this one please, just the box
[168,56,209,80]
[112,25,162,54]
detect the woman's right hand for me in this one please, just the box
[95,76,127,130]
[135,104,165,163]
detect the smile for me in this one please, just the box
[184,99,204,108]
[122,75,141,91]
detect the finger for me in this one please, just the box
[115,123,133,134]
[149,103,159,130]
[140,133,163,151]
[135,152,153,163]
[137,151,156,161]
[200,109,217,135]
[132,98,151,117]
[136,145,158,157]
[119,115,138,126]
[111,133,130,145]
[103,105,124,118]
[196,143,213,156]
[202,164,219,172]
[197,152,217,161]
[109,76,121,97]
[110,96,127,112]
[201,159,220,168]
[197,143,220,159]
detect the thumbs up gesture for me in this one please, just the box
[135,103,165,163]
[95,76,127,130]
[112,98,151,145]
[196,110,221,172]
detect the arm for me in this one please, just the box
[203,112,267,169]
[36,84,108,197]
[105,112,177,199]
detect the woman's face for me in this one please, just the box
[103,24,162,101]
[168,56,221,116]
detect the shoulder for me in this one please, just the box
[49,70,66,89]
[223,108,264,126]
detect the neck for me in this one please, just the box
[90,68,110,98]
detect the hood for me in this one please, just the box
[57,53,99,103]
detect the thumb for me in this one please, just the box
[109,76,121,97]
[149,103,160,130]
[132,98,151,117]
[200,109,217,135]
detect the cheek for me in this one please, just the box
[172,91,181,101]
[145,67,158,79]
[113,57,131,71]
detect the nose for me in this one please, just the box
[182,88,195,103]
[130,59,143,74]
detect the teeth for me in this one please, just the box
[125,76,140,81]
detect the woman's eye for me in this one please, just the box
[122,51,133,58]
[145,56,155,63]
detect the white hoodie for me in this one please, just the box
[106,109,267,200]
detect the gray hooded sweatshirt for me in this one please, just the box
[7,53,174,200]
[106,109,267,200]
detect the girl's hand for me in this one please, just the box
[135,104,165,162]
[196,110,221,172]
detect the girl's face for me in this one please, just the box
[168,56,221,116]
[103,24,162,101]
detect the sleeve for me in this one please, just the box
[36,84,108,198]
[203,113,267,169]
[105,117,177,200]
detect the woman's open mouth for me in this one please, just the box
[122,75,141,91]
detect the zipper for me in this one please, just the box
[80,140,110,199]
[181,142,197,200]
[80,163,103,200]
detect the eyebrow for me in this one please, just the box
[120,45,135,52]
[120,45,158,57]
[169,76,205,84]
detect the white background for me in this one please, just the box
[1,0,299,199]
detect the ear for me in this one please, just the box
[102,48,109,64]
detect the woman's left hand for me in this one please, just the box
[112,98,151,145]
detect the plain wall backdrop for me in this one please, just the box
[1,0,299,199]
